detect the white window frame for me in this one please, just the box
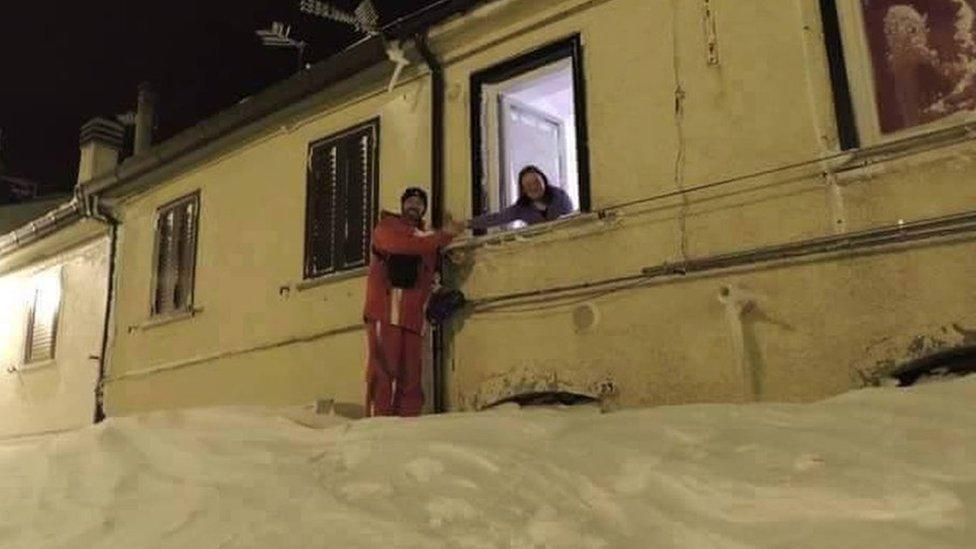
[835,0,976,145]
[481,58,577,218]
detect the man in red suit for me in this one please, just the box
[363,187,463,417]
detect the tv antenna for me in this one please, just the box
[298,0,409,92]
[298,0,379,35]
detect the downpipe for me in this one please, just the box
[415,31,449,413]
[79,188,119,424]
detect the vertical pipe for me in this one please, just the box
[86,193,119,423]
[415,34,445,229]
[415,32,447,413]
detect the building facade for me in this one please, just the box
[55,0,976,418]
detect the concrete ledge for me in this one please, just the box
[294,267,368,292]
[128,307,203,333]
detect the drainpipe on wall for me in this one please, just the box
[415,32,448,413]
[88,197,118,423]
[75,117,126,423]
[415,33,445,229]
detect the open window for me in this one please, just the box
[471,36,589,232]
[833,0,976,143]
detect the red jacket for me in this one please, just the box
[364,212,454,334]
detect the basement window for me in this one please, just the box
[152,192,199,316]
[471,36,590,233]
[304,119,379,279]
[24,269,61,364]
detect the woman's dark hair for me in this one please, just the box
[514,165,553,207]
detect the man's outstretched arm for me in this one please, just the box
[372,221,462,255]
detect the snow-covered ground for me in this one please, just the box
[1,377,973,549]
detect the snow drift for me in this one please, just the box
[1,377,973,548]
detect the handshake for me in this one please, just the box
[441,217,470,237]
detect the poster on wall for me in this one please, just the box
[862,0,976,133]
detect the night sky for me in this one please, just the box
[0,0,436,195]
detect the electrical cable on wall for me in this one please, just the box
[447,120,976,268]
[453,120,976,315]
[462,208,976,314]
[599,120,976,215]
[472,277,647,315]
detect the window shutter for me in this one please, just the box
[154,210,178,314]
[152,194,200,316]
[175,200,197,310]
[341,129,373,269]
[303,119,378,279]
[305,144,338,277]
[25,280,60,363]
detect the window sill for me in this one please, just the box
[6,359,56,374]
[129,307,203,333]
[294,267,368,293]
[833,120,976,177]
[446,212,600,252]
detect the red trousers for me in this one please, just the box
[365,321,424,417]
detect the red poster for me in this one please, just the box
[862,0,976,133]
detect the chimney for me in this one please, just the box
[134,81,157,155]
[77,117,125,185]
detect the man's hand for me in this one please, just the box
[444,219,467,237]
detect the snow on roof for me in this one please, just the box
[1,375,973,547]
[0,194,72,235]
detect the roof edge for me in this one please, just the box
[85,0,485,202]
[0,199,85,258]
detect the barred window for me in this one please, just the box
[304,119,379,279]
[152,193,199,316]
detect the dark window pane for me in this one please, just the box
[154,210,177,314]
[176,200,197,310]
[342,131,371,268]
[306,145,339,277]
[153,194,199,316]
[304,120,377,279]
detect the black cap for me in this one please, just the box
[401,187,428,211]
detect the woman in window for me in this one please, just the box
[467,165,575,231]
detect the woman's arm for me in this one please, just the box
[468,204,524,230]
[550,187,576,218]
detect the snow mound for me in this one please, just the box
[1,379,974,548]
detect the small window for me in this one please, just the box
[835,0,976,141]
[304,119,379,279]
[471,36,590,232]
[152,193,199,316]
[24,269,61,364]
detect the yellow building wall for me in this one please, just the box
[103,67,433,416]
[0,222,108,436]
[437,0,976,408]
[101,0,976,416]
